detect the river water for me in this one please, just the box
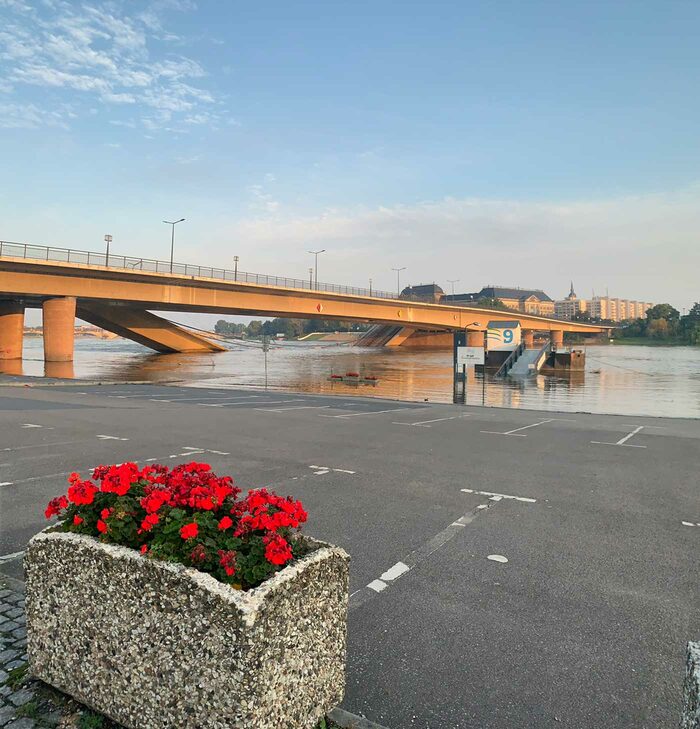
[6,337,700,419]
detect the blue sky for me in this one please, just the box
[1,0,699,312]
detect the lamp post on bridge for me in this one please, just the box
[233,255,239,281]
[308,268,313,288]
[307,249,325,289]
[104,234,112,267]
[369,278,373,297]
[163,218,185,273]
[391,267,406,298]
[447,278,459,296]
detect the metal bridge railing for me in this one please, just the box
[0,240,398,300]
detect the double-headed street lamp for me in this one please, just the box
[391,266,406,298]
[308,249,325,289]
[163,218,185,273]
[447,278,460,296]
[104,234,112,267]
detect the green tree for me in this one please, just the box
[680,303,700,344]
[475,297,510,311]
[247,320,263,337]
[647,318,671,339]
[646,303,680,323]
[616,318,647,338]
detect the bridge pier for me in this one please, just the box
[43,297,76,362]
[550,329,564,351]
[523,329,535,349]
[0,301,25,360]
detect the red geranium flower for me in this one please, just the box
[96,519,108,534]
[218,549,237,577]
[217,516,233,531]
[140,544,148,555]
[263,534,293,566]
[140,513,160,532]
[179,522,198,540]
[73,515,83,526]
[44,495,68,519]
[67,480,98,506]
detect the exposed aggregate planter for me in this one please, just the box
[682,642,700,729]
[24,530,349,729]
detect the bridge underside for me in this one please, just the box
[77,303,225,354]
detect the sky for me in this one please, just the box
[1,0,699,322]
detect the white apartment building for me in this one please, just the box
[554,284,653,322]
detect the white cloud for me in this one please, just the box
[0,0,217,130]
[217,188,700,308]
[0,100,71,128]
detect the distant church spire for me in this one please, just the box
[567,281,577,300]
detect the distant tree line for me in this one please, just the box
[473,297,511,311]
[214,318,370,339]
[613,303,700,344]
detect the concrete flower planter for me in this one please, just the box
[24,530,349,729]
[682,642,700,729]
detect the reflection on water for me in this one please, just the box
[5,337,700,419]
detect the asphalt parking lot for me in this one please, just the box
[1,381,698,728]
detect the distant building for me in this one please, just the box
[443,286,555,317]
[587,297,654,322]
[554,283,653,321]
[400,284,445,303]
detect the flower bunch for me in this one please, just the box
[44,462,308,590]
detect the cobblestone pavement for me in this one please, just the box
[0,575,121,729]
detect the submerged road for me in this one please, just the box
[0,381,698,728]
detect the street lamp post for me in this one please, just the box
[308,268,313,288]
[163,218,185,273]
[447,278,459,296]
[104,234,112,267]
[307,249,325,289]
[369,278,373,297]
[391,267,406,298]
[233,255,239,281]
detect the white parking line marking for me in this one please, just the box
[320,408,409,419]
[461,488,537,503]
[367,579,387,593]
[380,562,410,581]
[96,434,129,441]
[0,482,13,487]
[21,423,44,428]
[481,419,554,436]
[681,521,700,527]
[349,501,496,611]
[202,399,262,407]
[592,425,646,448]
[2,440,89,452]
[392,415,472,427]
[309,465,356,475]
[151,395,262,403]
[0,551,24,563]
[487,554,509,563]
[256,405,330,412]
[204,399,299,408]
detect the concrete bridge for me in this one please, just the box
[0,242,611,362]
